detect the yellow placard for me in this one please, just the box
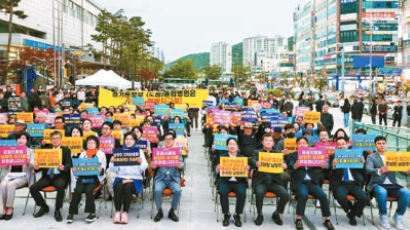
[111,130,123,145]
[113,113,130,128]
[83,131,98,140]
[35,149,62,168]
[385,152,410,172]
[303,111,321,124]
[17,112,34,123]
[258,152,284,174]
[129,119,140,128]
[98,88,127,108]
[79,103,95,111]
[219,157,248,177]
[284,138,297,152]
[0,124,15,138]
[43,129,65,144]
[62,137,83,154]
[174,104,188,111]
[248,100,258,107]
[100,88,209,108]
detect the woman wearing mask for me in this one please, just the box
[67,136,106,224]
[0,133,34,220]
[109,132,148,224]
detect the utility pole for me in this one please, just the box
[341,43,345,93]
[370,13,374,94]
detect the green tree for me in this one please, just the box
[91,9,112,68]
[0,0,27,84]
[163,59,197,79]
[202,64,221,80]
[232,64,250,85]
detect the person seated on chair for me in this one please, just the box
[330,137,368,226]
[366,136,410,230]
[67,135,106,224]
[0,133,34,220]
[30,131,72,222]
[109,132,148,224]
[151,131,183,223]
[215,137,249,227]
[250,134,289,226]
[286,137,334,230]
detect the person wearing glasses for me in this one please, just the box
[30,131,72,222]
[152,132,183,223]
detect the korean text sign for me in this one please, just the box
[113,148,140,167]
[219,157,248,177]
[385,152,410,172]
[258,152,284,173]
[334,149,364,169]
[0,146,28,166]
[35,149,62,168]
[72,158,100,176]
[152,148,180,167]
[298,147,327,167]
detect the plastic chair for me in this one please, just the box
[150,176,185,219]
[369,195,398,225]
[214,190,247,223]
[249,191,278,217]
[333,194,366,225]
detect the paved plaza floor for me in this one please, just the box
[1,110,409,230]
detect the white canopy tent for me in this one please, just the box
[75,69,138,89]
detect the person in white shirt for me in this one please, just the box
[0,133,34,220]
[77,87,86,103]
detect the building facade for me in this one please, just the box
[210,41,232,74]
[0,0,103,57]
[242,36,275,69]
[294,0,401,78]
[403,0,410,78]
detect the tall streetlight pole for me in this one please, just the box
[341,43,345,93]
[370,13,374,93]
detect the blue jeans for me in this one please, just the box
[344,113,349,127]
[295,182,331,217]
[373,185,409,216]
[154,177,181,211]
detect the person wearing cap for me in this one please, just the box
[7,120,27,140]
[236,121,263,157]
[272,127,283,147]
[393,100,403,127]
[250,134,289,226]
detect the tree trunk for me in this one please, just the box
[3,9,14,84]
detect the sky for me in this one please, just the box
[97,0,300,63]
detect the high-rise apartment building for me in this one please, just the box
[210,42,232,74]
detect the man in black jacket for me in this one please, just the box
[378,99,388,126]
[30,131,72,222]
[320,105,334,136]
[250,134,289,226]
[286,137,334,230]
[236,122,263,157]
[331,137,368,226]
[315,95,325,113]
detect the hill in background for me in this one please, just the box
[165,42,243,72]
